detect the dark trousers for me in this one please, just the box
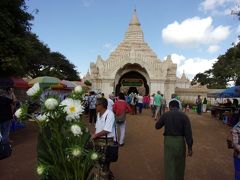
[138,103,143,114]
[89,109,97,124]
[197,104,202,115]
[234,156,240,180]
[164,136,186,180]
[0,120,11,143]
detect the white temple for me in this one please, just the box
[84,10,190,101]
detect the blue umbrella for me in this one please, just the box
[218,86,240,98]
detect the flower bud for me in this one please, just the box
[74,85,82,93]
[91,152,98,160]
[45,98,58,110]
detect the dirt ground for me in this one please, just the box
[0,110,234,180]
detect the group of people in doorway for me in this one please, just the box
[86,90,193,180]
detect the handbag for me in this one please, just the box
[0,142,12,160]
[115,113,126,124]
[106,141,119,162]
[105,114,119,162]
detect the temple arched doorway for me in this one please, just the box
[115,70,149,95]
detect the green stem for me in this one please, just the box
[53,123,69,179]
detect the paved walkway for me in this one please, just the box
[0,110,234,180]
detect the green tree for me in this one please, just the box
[84,80,92,86]
[24,33,51,77]
[24,34,80,80]
[46,52,80,80]
[192,42,240,88]
[0,0,33,76]
[0,0,80,80]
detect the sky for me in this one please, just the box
[26,0,240,79]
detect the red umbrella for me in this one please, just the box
[11,77,29,88]
[0,77,29,88]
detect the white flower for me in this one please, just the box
[74,85,83,93]
[70,124,82,136]
[15,108,23,119]
[45,98,59,110]
[27,83,40,97]
[37,165,45,175]
[61,98,84,121]
[36,114,47,122]
[91,152,98,160]
[66,114,76,121]
[72,148,81,157]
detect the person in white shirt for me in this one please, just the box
[107,95,114,111]
[92,98,116,140]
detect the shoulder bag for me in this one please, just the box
[105,114,119,162]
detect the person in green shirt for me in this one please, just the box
[154,91,162,120]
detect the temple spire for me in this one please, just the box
[181,70,187,80]
[124,9,144,42]
[129,8,140,26]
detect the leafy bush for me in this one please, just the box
[84,80,92,86]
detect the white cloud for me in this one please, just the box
[81,0,95,7]
[207,45,220,53]
[237,25,240,34]
[168,54,185,65]
[103,43,116,52]
[199,0,240,16]
[199,0,234,12]
[234,38,240,46]
[162,17,230,48]
[164,54,217,79]
[103,43,112,49]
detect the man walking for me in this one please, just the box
[154,91,162,120]
[92,98,116,140]
[155,100,193,180]
[88,91,97,125]
[91,98,116,174]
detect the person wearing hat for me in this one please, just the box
[155,99,193,180]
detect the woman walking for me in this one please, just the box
[231,121,240,180]
[113,93,131,146]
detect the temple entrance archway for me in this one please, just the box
[114,63,150,95]
[127,87,138,94]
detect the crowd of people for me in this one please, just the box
[85,90,193,180]
[88,90,240,179]
[2,86,240,179]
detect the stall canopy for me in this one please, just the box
[61,80,77,89]
[218,86,240,98]
[0,77,29,88]
[28,76,61,88]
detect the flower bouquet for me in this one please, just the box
[15,83,99,179]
